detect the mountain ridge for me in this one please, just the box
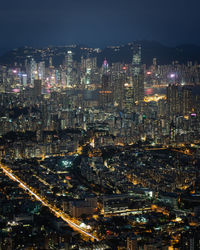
[0,41,200,67]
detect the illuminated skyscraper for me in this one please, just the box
[132,44,144,105]
[37,61,45,82]
[29,58,37,86]
[81,57,97,73]
[124,82,134,112]
[99,59,112,107]
[65,51,73,87]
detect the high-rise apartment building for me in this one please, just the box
[167,84,194,119]
[181,86,193,115]
[167,84,180,120]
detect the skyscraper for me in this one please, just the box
[81,57,97,86]
[37,61,45,82]
[65,51,73,87]
[132,44,144,105]
[99,59,112,108]
[29,58,37,86]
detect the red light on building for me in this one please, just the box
[122,66,127,70]
[99,91,112,94]
[65,176,71,180]
[106,230,112,235]
[145,88,153,95]
[146,71,152,75]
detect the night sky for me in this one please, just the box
[1,0,200,52]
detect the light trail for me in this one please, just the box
[0,164,99,241]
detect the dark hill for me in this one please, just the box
[0,41,200,67]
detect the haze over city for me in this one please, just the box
[1,0,200,249]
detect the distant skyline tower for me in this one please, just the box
[132,44,144,105]
[37,61,45,82]
[49,57,53,67]
[81,56,97,85]
[102,58,109,75]
[65,51,73,87]
[132,44,141,75]
[99,59,112,107]
[29,58,37,86]
[153,57,157,66]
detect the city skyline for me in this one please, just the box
[1,1,200,248]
